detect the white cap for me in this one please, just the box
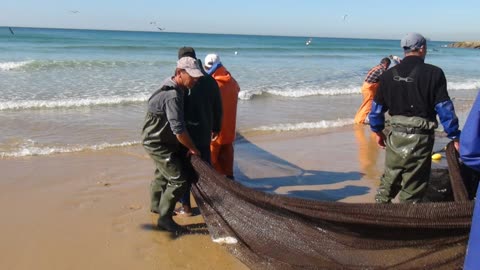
[177,57,204,78]
[392,55,402,62]
[204,54,221,69]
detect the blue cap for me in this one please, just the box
[401,33,426,52]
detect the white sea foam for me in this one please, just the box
[252,119,354,132]
[266,87,360,97]
[0,59,167,71]
[238,79,480,101]
[0,94,149,111]
[448,80,480,90]
[238,90,264,100]
[0,140,141,158]
[238,87,360,100]
[0,60,33,71]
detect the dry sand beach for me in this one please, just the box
[0,125,453,269]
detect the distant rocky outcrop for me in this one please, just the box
[448,41,480,49]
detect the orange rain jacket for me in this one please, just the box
[210,65,240,144]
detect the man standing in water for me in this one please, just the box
[175,47,223,216]
[369,32,460,203]
[142,56,202,232]
[204,53,240,179]
[354,57,391,124]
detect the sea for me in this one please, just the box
[1,27,480,158]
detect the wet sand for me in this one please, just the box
[0,147,247,270]
[0,125,452,269]
[235,125,390,203]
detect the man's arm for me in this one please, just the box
[434,69,461,143]
[165,97,200,155]
[369,101,387,148]
[176,131,200,156]
[435,100,460,140]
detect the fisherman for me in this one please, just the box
[353,57,391,124]
[369,32,460,203]
[460,91,480,172]
[142,56,202,232]
[460,90,480,269]
[204,53,240,179]
[174,47,223,216]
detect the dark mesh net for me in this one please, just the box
[190,142,473,269]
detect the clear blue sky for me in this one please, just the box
[2,0,479,41]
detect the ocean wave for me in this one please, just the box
[237,79,480,100]
[0,140,141,158]
[239,87,360,100]
[0,59,171,71]
[0,60,34,71]
[50,45,172,51]
[0,94,148,111]
[448,80,480,90]
[250,119,354,132]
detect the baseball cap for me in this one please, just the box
[204,54,221,69]
[401,33,426,52]
[177,57,204,78]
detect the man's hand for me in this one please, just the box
[453,139,460,152]
[187,148,200,157]
[374,132,386,149]
[211,132,219,141]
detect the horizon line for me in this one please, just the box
[0,25,458,43]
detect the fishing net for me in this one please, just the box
[190,142,474,270]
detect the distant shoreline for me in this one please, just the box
[448,41,480,49]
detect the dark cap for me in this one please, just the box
[401,33,426,52]
[178,47,197,59]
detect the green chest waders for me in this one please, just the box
[375,67,438,203]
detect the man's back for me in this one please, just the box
[184,74,222,148]
[375,56,450,121]
[211,65,239,144]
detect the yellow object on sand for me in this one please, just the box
[432,153,443,160]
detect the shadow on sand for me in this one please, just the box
[233,133,368,201]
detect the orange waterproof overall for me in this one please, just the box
[210,66,240,178]
[354,82,379,124]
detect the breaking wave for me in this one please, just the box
[0,95,148,111]
[0,59,170,71]
[250,118,354,132]
[1,140,141,158]
[0,60,34,71]
[239,87,360,100]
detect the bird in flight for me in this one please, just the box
[69,10,79,14]
[342,14,348,22]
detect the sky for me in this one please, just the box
[1,0,479,41]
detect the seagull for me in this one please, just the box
[8,27,14,35]
[157,27,165,31]
[69,10,79,14]
[342,14,348,22]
